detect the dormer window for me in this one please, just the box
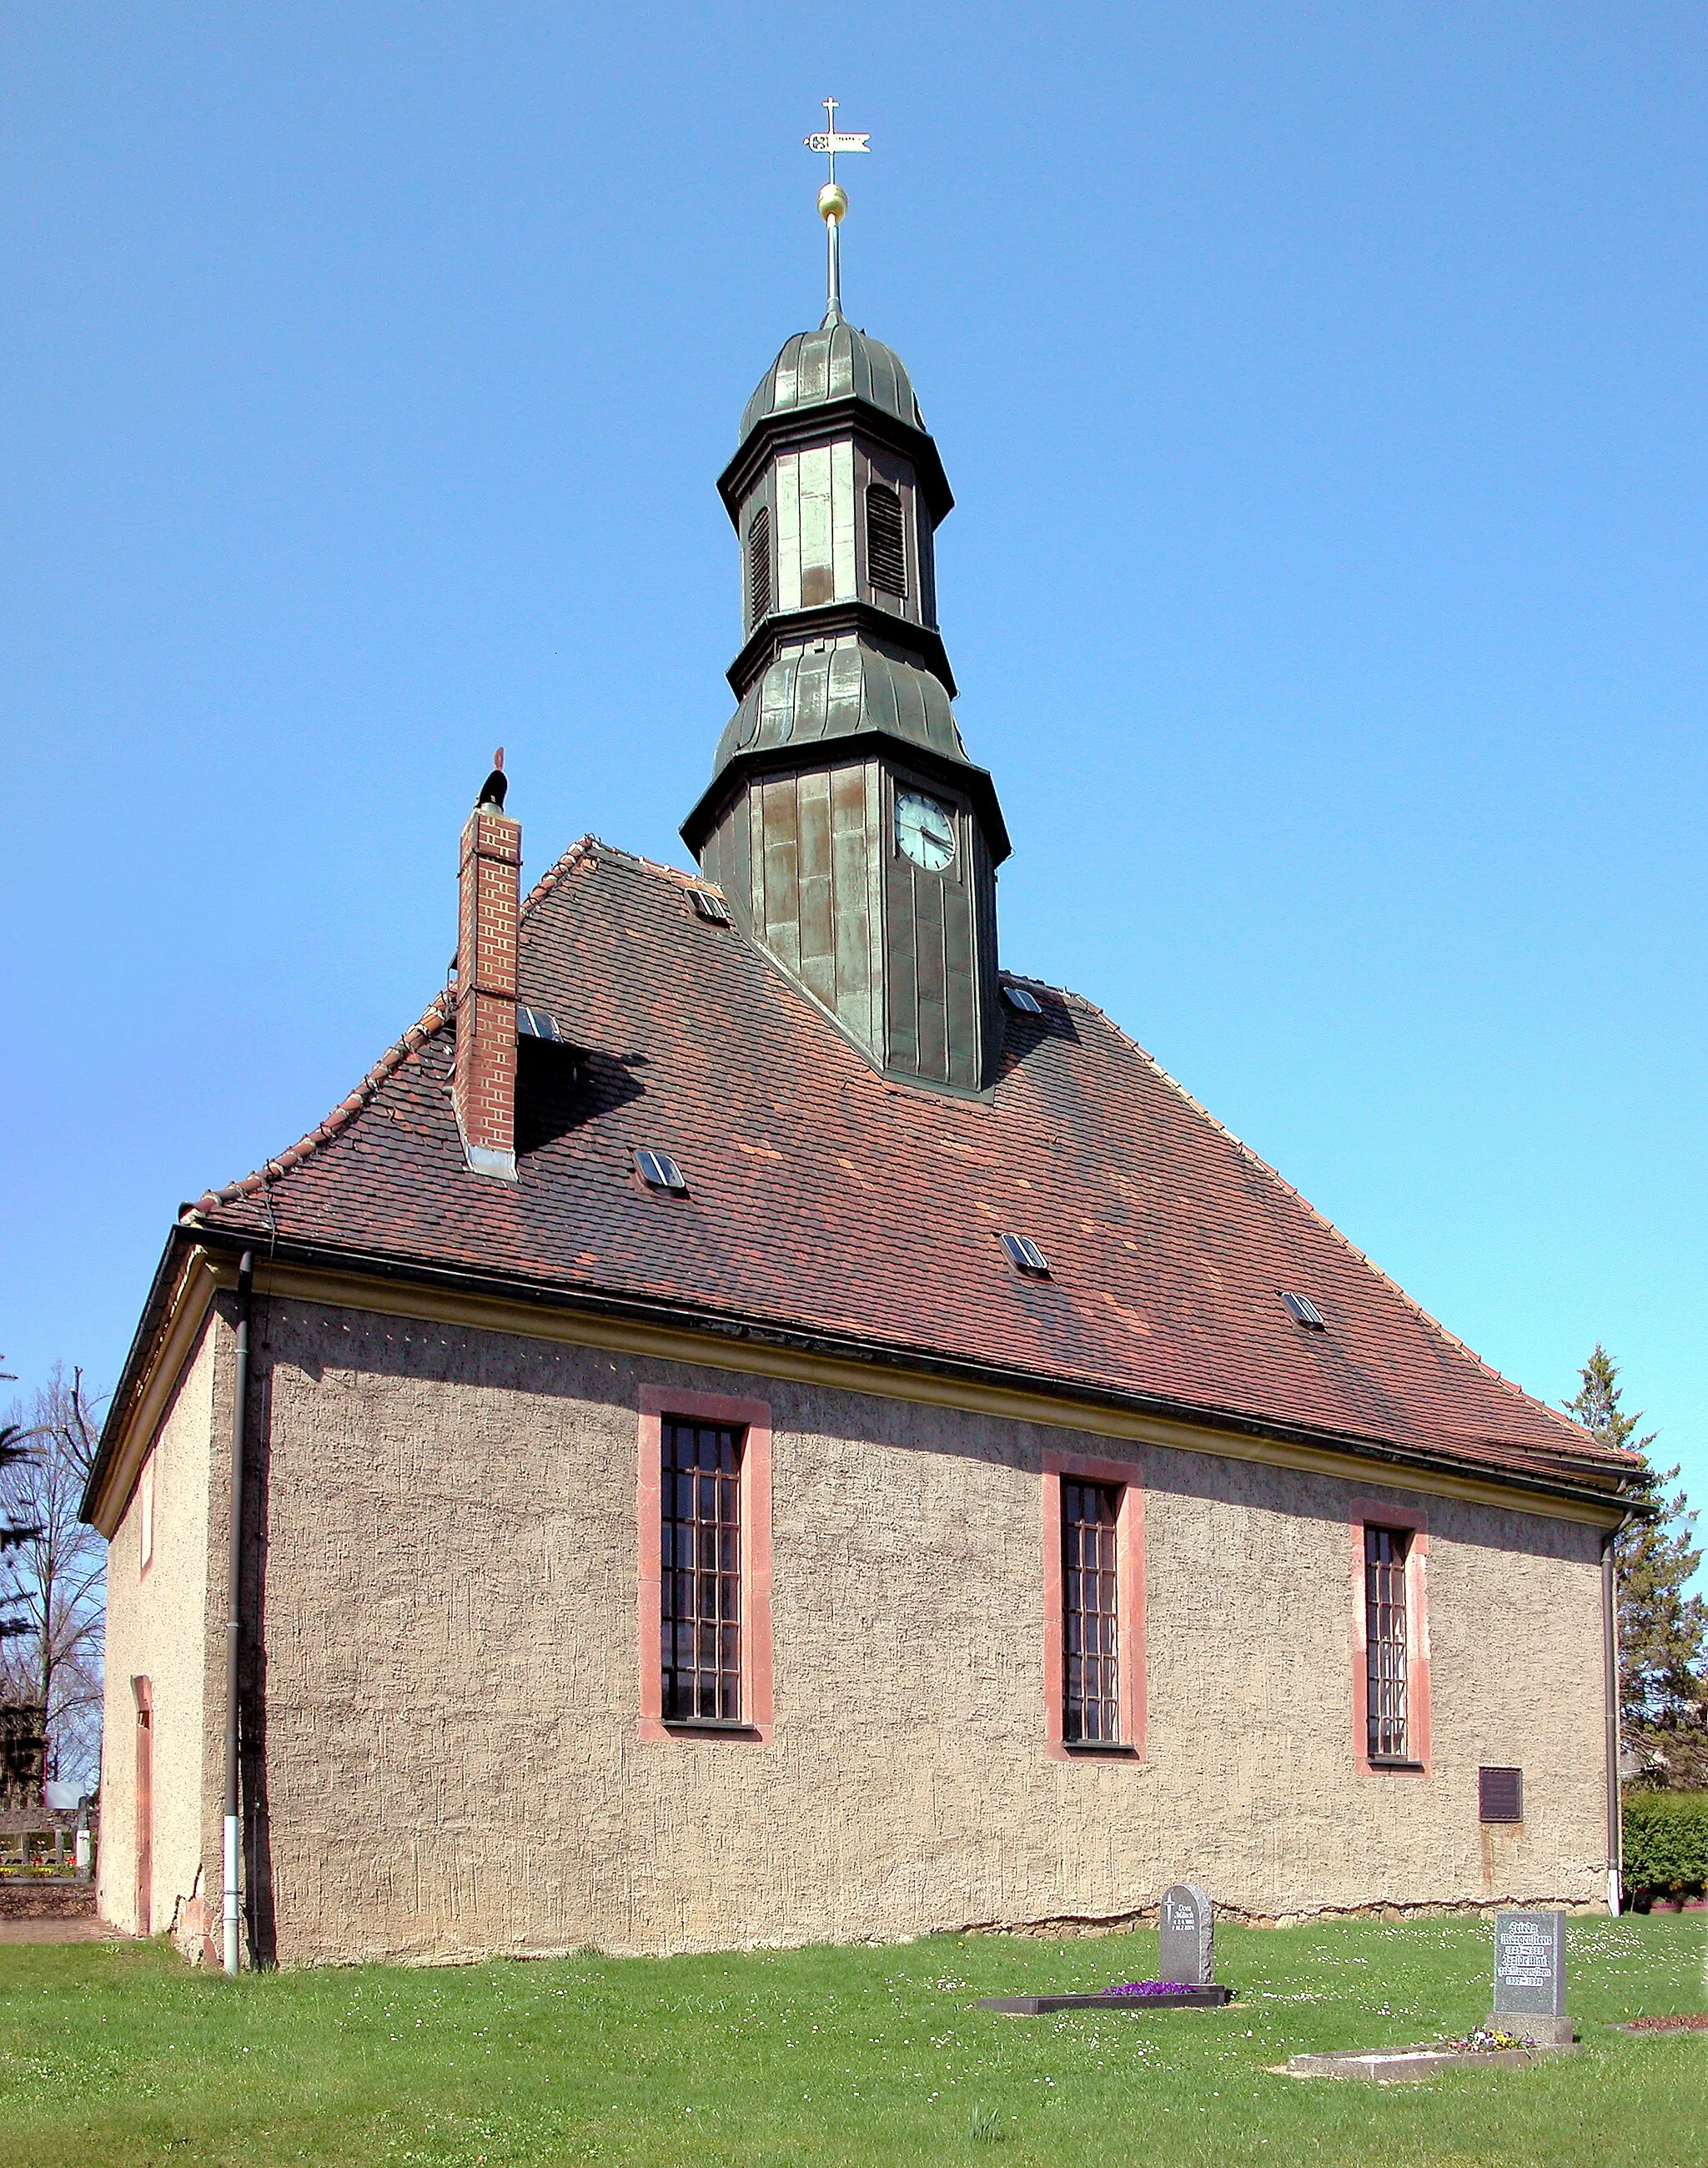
[747,505,771,626]
[865,483,906,600]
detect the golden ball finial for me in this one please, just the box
[818,181,847,224]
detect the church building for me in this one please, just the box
[84,141,1640,1967]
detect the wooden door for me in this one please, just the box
[133,1680,152,1936]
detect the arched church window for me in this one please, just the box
[747,506,771,626]
[865,484,907,600]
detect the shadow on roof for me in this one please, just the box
[515,1039,645,1160]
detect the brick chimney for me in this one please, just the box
[453,749,520,1181]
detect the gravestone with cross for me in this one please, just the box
[1158,1882,1215,1985]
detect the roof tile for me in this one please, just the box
[186,840,1631,1491]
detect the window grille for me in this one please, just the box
[661,1418,744,1723]
[1364,1526,1410,1759]
[747,506,771,626]
[865,484,907,599]
[1062,1481,1121,1743]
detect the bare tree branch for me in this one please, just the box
[0,1365,108,1792]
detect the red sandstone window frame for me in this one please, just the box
[1349,1500,1431,1776]
[636,1386,773,1745]
[1041,1452,1146,1760]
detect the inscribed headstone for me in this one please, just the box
[1158,1882,1214,1984]
[1491,1911,1570,2045]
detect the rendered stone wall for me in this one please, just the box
[239,1295,1613,1965]
[98,1315,220,1943]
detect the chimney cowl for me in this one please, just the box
[477,745,508,811]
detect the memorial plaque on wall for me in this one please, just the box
[1158,1883,1214,1985]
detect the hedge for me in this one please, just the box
[1622,1790,1708,1901]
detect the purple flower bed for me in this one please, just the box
[1102,1981,1198,1998]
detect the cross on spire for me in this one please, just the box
[803,96,869,326]
[804,96,870,185]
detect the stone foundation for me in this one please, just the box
[962,1894,1609,1938]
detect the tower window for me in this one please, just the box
[865,483,907,599]
[747,505,771,626]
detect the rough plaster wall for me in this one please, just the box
[97,1316,219,1938]
[249,1299,1611,1965]
[1139,1453,1607,1914]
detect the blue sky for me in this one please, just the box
[3,6,1703,1578]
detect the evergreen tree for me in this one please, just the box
[1567,1346,1708,1788]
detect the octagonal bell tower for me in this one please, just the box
[682,120,1010,1094]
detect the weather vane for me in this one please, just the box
[803,96,869,325]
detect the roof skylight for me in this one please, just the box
[691,888,734,925]
[1002,984,1043,1014]
[634,1148,688,1194]
[1001,1232,1051,1276]
[516,1006,563,1041]
[1281,1290,1326,1330]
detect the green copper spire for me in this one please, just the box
[682,114,1009,1096]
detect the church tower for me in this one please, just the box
[682,112,1010,1095]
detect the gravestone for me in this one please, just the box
[1490,1910,1570,2045]
[1158,1882,1214,1985]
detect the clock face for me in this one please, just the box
[896,789,956,873]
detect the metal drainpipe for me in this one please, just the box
[1601,1517,1628,1917]
[223,1250,254,1975]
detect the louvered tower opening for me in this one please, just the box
[747,506,771,626]
[865,484,907,600]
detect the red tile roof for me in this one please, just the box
[183,838,1632,1496]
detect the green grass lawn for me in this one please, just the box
[0,1916,1703,2166]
